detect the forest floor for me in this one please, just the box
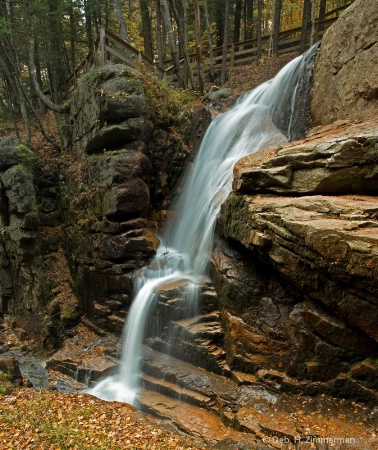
[0,383,207,449]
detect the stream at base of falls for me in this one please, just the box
[88,45,318,405]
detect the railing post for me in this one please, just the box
[230,43,235,68]
[99,27,106,66]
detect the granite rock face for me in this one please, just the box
[310,0,378,124]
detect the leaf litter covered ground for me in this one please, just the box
[0,387,206,450]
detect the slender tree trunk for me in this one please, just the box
[169,0,194,89]
[245,0,254,40]
[319,0,327,21]
[300,0,311,53]
[156,0,165,68]
[318,0,327,34]
[68,2,75,70]
[34,39,47,114]
[310,0,316,46]
[47,0,67,104]
[112,0,128,42]
[160,0,184,87]
[272,0,282,55]
[256,0,263,65]
[233,0,242,43]
[203,0,214,80]
[84,0,94,49]
[0,47,31,144]
[140,0,153,61]
[194,0,204,92]
[221,0,230,85]
[215,0,224,46]
[29,37,64,113]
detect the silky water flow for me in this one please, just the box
[88,45,318,405]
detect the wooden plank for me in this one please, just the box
[105,45,134,67]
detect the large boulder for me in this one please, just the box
[311,0,378,125]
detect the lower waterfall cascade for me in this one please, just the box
[88,45,318,405]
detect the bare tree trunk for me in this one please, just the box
[272,0,282,55]
[113,0,128,42]
[215,0,224,46]
[84,0,94,49]
[140,0,153,61]
[221,0,230,85]
[256,0,263,65]
[245,0,254,40]
[160,0,184,87]
[169,0,195,89]
[194,0,204,92]
[318,0,327,35]
[310,0,316,46]
[300,0,311,53]
[0,46,31,144]
[233,0,242,42]
[69,2,75,70]
[156,0,165,68]
[29,37,64,113]
[203,0,215,80]
[319,0,327,21]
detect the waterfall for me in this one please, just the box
[88,46,317,405]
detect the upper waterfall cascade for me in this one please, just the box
[88,46,318,404]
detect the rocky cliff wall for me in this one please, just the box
[58,65,208,335]
[214,0,378,401]
[216,119,378,402]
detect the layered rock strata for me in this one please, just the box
[216,118,378,401]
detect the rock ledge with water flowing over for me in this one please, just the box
[218,116,378,403]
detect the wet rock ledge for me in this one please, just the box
[216,117,378,402]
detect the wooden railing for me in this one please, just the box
[163,2,354,80]
[61,1,352,97]
[61,27,159,99]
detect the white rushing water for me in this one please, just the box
[89,48,316,404]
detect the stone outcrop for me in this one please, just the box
[311,0,378,124]
[0,137,44,339]
[58,64,205,333]
[233,119,378,195]
[0,65,205,343]
[0,136,79,345]
[217,118,378,402]
[0,356,22,384]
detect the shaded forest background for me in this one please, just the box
[0,0,353,143]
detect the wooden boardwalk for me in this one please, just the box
[61,2,352,97]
